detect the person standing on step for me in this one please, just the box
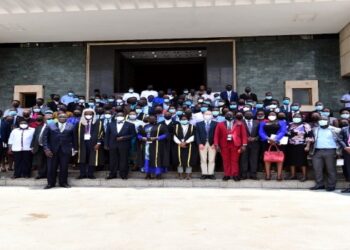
[340,123,350,193]
[75,109,104,180]
[173,115,197,180]
[196,111,217,180]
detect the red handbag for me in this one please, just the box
[263,145,285,163]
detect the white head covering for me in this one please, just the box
[80,108,97,125]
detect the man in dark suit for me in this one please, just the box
[240,111,260,180]
[340,125,350,193]
[239,87,258,102]
[104,112,136,180]
[196,111,217,180]
[43,113,75,189]
[47,94,63,112]
[220,84,238,105]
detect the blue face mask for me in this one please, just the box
[291,106,299,111]
[229,105,237,109]
[321,112,330,117]
[200,107,208,112]
[135,109,142,114]
[88,102,94,106]
[283,100,290,105]
[108,99,114,103]
[256,104,263,109]
[47,119,55,125]
[185,101,192,106]
[164,99,170,103]
[9,111,17,116]
[293,117,302,123]
[212,111,220,116]
[266,96,272,100]
[68,93,74,97]
[316,105,323,111]
[176,111,183,116]
[168,109,175,114]
[180,120,189,125]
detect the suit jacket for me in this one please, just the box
[220,91,238,103]
[214,120,248,148]
[30,124,46,154]
[195,120,217,146]
[47,101,63,112]
[339,126,350,148]
[243,119,260,142]
[104,121,136,149]
[43,122,76,154]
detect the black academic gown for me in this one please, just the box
[75,120,104,166]
[173,124,198,168]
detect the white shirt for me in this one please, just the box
[201,93,215,101]
[173,125,195,144]
[116,121,125,133]
[8,128,35,152]
[140,90,158,99]
[123,92,140,102]
[193,112,204,123]
[341,93,350,108]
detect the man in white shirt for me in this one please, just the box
[8,120,35,178]
[4,100,24,117]
[341,91,350,108]
[141,85,158,99]
[123,87,140,102]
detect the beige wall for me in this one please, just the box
[340,23,350,77]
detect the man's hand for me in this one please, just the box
[116,136,124,141]
[44,149,53,158]
[199,144,205,150]
[94,144,100,151]
[248,137,255,142]
[214,145,220,152]
[180,142,187,148]
[345,147,350,154]
[240,145,247,153]
[268,138,276,144]
[304,146,310,152]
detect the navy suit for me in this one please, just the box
[340,126,350,182]
[220,91,238,104]
[43,122,75,186]
[104,121,136,178]
[195,120,217,146]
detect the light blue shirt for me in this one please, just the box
[316,128,337,149]
[60,95,75,105]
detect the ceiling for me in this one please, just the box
[0,0,350,43]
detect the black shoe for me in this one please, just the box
[326,187,335,192]
[44,185,54,189]
[156,174,162,180]
[209,175,216,180]
[35,176,44,180]
[60,184,71,188]
[341,188,350,193]
[310,185,325,190]
[76,175,87,179]
[222,176,230,181]
[300,176,308,182]
[250,176,258,180]
[200,175,207,180]
[145,174,152,180]
[288,176,297,180]
[233,176,240,182]
[105,175,116,180]
[88,175,96,179]
[121,177,128,180]
[240,175,247,180]
[11,176,19,179]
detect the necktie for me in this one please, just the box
[85,121,90,134]
[59,123,64,133]
[228,121,232,130]
[247,120,252,134]
[206,122,210,136]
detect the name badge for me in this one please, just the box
[227,134,233,141]
[84,134,91,140]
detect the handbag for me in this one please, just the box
[263,144,285,163]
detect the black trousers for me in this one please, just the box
[343,150,350,182]
[80,140,94,177]
[47,148,70,186]
[240,142,260,178]
[35,146,47,178]
[13,151,32,178]
[109,146,129,178]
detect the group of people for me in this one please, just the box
[0,85,350,193]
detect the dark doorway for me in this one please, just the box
[20,93,36,108]
[115,49,206,94]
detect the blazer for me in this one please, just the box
[340,126,350,148]
[195,120,217,146]
[30,124,46,154]
[243,119,260,139]
[104,121,136,149]
[310,125,341,155]
[42,122,76,154]
[220,91,238,103]
[259,121,287,143]
[214,120,248,148]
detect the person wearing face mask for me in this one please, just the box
[263,92,276,108]
[153,105,165,123]
[214,111,248,181]
[186,89,199,105]
[229,101,238,112]
[309,112,321,128]
[43,113,75,189]
[265,100,279,113]
[31,114,48,179]
[67,108,82,127]
[138,115,169,180]
[195,111,217,180]
[7,120,35,179]
[4,100,24,117]
[220,84,238,105]
[310,116,341,191]
[193,104,209,123]
[339,120,350,193]
[127,110,143,171]
[314,101,324,113]
[285,113,313,182]
[340,90,350,109]
[140,85,158,99]
[240,111,260,180]
[321,107,337,127]
[31,105,43,121]
[75,109,104,180]
[123,87,140,102]
[47,95,62,112]
[212,107,225,122]
[159,111,178,170]
[135,104,146,121]
[279,97,291,113]
[173,115,197,180]
[239,87,258,102]
[237,99,246,111]
[202,88,215,101]
[153,90,165,105]
[259,111,287,181]
[18,109,35,127]
[60,90,76,106]
[334,108,350,128]
[105,112,136,180]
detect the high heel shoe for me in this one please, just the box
[265,175,271,181]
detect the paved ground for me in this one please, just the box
[0,187,349,250]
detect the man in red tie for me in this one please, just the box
[214,111,248,181]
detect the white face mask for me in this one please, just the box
[268,115,277,121]
[204,115,213,121]
[129,89,134,93]
[19,124,28,129]
[85,115,93,120]
[116,116,124,122]
[293,117,302,123]
[243,107,250,112]
[269,104,277,109]
[318,120,328,126]
[104,114,112,119]
[129,114,137,120]
[340,114,350,119]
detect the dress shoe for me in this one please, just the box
[232,176,240,182]
[208,175,216,180]
[200,175,207,180]
[76,175,87,179]
[145,174,152,180]
[326,187,335,192]
[341,188,350,193]
[60,184,71,188]
[299,176,308,182]
[121,177,128,180]
[35,176,44,180]
[222,176,230,181]
[240,175,247,180]
[44,185,54,189]
[288,176,297,180]
[11,176,19,179]
[156,174,162,180]
[310,185,325,190]
[277,176,283,182]
[88,175,96,179]
[105,175,117,180]
[250,176,258,180]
